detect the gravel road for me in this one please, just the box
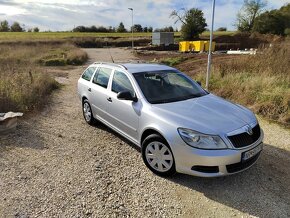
[0,48,289,217]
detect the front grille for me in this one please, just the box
[191,165,219,173]
[226,152,261,173]
[228,124,261,148]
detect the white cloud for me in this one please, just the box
[0,0,288,31]
[0,5,26,15]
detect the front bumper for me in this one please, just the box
[171,130,264,177]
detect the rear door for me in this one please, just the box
[106,70,140,142]
[90,67,113,121]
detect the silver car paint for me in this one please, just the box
[78,63,263,177]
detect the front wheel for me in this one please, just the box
[142,134,176,176]
[82,99,96,125]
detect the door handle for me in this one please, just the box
[88,88,91,92]
[107,97,112,102]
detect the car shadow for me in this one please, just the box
[92,122,290,217]
[167,143,290,217]
[94,121,141,152]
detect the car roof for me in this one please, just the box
[122,63,174,74]
[92,62,175,74]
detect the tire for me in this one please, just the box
[142,134,176,177]
[82,99,96,125]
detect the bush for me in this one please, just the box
[193,42,290,124]
[216,27,227,31]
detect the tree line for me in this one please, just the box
[1,1,289,39]
[72,22,177,33]
[0,20,39,32]
[170,1,290,40]
[236,1,290,35]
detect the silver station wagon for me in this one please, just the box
[77,62,263,177]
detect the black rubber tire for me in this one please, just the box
[142,134,176,177]
[82,99,97,125]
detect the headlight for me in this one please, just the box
[178,128,228,149]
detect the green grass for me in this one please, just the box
[0,32,153,41]
[160,57,188,66]
[201,31,236,37]
[0,31,236,41]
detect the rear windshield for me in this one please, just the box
[133,70,208,104]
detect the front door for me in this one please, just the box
[106,70,140,142]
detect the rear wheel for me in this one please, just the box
[83,99,96,125]
[142,134,176,176]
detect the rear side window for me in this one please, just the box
[112,71,135,95]
[82,67,95,81]
[92,67,112,88]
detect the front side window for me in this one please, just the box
[92,67,112,88]
[112,71,135,95]
[82,67,95,81]
[133,70,208,104]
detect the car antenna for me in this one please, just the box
[108,46,114,63]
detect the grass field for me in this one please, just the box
[192,42,290,124]
[0,43,87,112]
[0,31,236,41]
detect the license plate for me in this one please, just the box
[242,144,262,161]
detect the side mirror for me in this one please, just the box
[196,81,201,86]
[117,91,138,102]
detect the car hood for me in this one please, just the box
[151,94,256,135]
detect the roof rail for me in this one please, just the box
[93,62,127,70]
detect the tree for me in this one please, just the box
[10,22,23,32]
[143,26,148,32]
[0,20,10,32]
[73,26,86,32]
[117,22,126,32]
[236,0,267,32]
[170,8,207,40]
[252,3,290,35]
[253,10,284,35]
[132,24,143,32]
[154,26,175,32]
[148,27,153,32]
[216,27,227,31]
[33,27,39,32]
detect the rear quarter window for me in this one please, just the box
[92,67,112,88]
[82,67,96,81]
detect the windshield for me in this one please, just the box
[133,70,208,104]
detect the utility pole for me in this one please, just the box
[128,8,134,50]
[206,0,216,90]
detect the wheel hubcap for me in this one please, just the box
[83,102,91,122]
[145,142,173,172]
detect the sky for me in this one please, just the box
[0,0,289,31]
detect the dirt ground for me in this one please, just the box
[0,48,289,217]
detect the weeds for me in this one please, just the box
[160,57,188,66]
[192,42,290,124]
[37,43,88,66]
[0,43,87,112]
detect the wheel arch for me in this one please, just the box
[82,96,88,103]
[140,128,168,147]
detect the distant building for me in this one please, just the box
[152,32,174,46]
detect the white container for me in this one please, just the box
[0,112,23,134]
